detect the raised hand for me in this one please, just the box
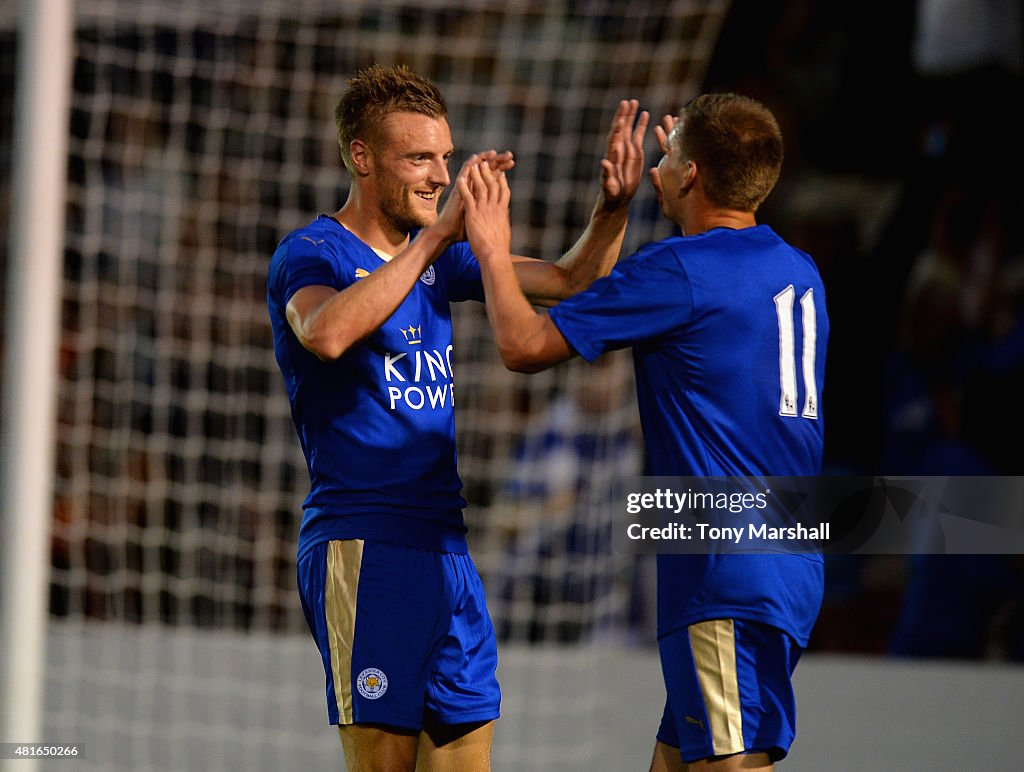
[649,113,680,204]
[485,150,515,174]
[456,160,512,263]
[599,99,650,211]
[652,113,678,157]
[436,150,516,243]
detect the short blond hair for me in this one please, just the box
[674,93,783,212]
[334,64,447,174]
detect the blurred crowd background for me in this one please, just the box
[704,1,1024,659]
[1,0,1023,661]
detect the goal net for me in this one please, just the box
[0,1,730,768]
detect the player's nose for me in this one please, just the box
[431,158,450,187]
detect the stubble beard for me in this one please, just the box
[377,174,437,235]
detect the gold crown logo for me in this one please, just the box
[400,324,422,344]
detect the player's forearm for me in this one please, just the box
[513,201,627,308]
[294,227,449,360]
[553,197,629,296]
[480,252,564,373]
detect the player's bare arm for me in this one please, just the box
[460,161,573,374]
[511,99,649,306]
[285,150,511,361]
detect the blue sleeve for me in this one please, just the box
[272,233,344,306]
[548,241,693,362]
[440,241,484,303]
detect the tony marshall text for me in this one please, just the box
[626,522,831,543]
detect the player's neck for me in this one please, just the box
[333,194,410,255]
[680,207,756,236]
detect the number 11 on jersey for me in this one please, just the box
[774,285,818,419]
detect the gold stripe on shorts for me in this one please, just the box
[325,539,364,724]
[689,619,744,757]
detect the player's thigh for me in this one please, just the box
[338,723,418,772]
[657,618,800,765]
[650,740,687,772]
[416,719,494,772]
[649,742,773,772]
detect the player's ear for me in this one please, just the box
[349,139,372,177]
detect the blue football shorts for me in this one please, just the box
[656,618,802,763]
[297,539,501,730]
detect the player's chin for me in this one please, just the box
[415,208,440,228]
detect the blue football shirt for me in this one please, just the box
[267,215,484,557]
[549,225,829,644]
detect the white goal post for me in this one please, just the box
[1,1,74,766]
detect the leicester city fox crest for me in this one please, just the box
[356,667,388,699]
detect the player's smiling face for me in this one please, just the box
[371,112,454,234]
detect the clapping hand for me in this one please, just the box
[436,150,515,243]
[456,160,512,264]
[648,113,679,203]
[599,99,649,212]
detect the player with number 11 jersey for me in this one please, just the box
[549,223,828,643]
